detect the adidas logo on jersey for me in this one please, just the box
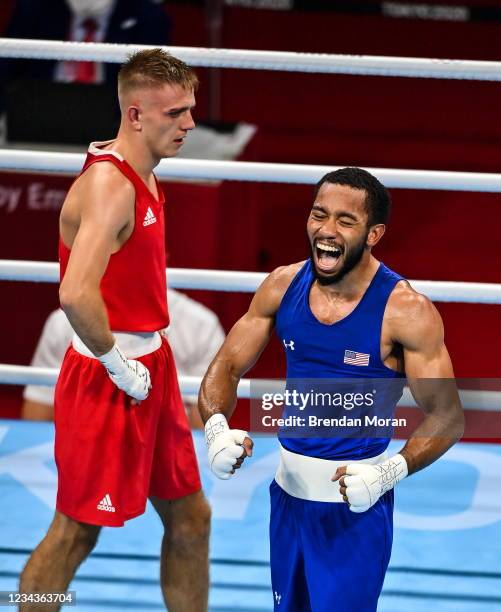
[97,493,116,513]
[143,206,157,227]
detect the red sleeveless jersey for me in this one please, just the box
[59,141,169,332]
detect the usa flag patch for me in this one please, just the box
[344,350,370,367]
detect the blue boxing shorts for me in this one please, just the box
[269,457,393,611]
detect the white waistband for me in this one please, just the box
[72,331,162,359]
[275,445,389,503]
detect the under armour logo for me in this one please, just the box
[274,591,282,604]
[283,339,295,351]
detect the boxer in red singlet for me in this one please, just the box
[19,49,210,612]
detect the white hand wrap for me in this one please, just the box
[343,454,408,513]
[98,343,151,401]
[205,413,248,480]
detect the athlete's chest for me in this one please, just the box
[278,291,400,373]
[308,285,363,325]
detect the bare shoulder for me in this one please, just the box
[387,280,437,319]
[266,261,305,292]
[251,260,306,317]
[386,280,443,347]
[68,161,135,214]
[61,162,136,247]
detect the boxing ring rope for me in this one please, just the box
[0,40,499,413]
[0,257,500,411]
[2,38,501,81]
[1,259,501,304]
[0,364,499,411]
[3,149,501,192]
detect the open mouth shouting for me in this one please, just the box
[314,240,343,274]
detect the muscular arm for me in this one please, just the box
[391,288,465,475]
[335,286,464,511]
[59,165,135,356]
[198,265,299,424]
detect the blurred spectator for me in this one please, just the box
[2,0,171,86]
[22,289,225,429]
[0,0,171,142]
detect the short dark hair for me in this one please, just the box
[118,48,198,97]
[314,167,391,226]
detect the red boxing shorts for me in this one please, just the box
[54,337,201,527]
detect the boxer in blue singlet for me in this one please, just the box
[199,167,464,611]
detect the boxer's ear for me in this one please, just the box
[127,105,142,131]
[367,223,385,247]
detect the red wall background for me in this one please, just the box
[1,2,500,423]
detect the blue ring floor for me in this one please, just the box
[1,419,501,611]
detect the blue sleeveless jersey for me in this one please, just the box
[275,260,405,460]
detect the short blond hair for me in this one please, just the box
[118,48,198,98]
